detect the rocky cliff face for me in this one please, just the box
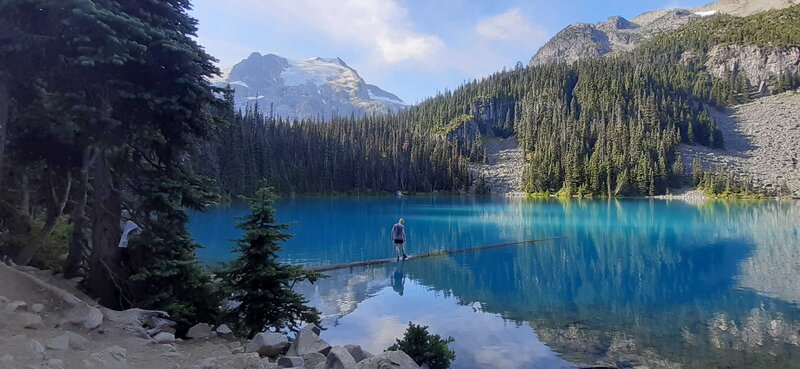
[530,0,800,66]
[214,52,406,120]
[703,45,800,93]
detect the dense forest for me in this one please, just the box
[193,93,471,196]
[199,5,800,197]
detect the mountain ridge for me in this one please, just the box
[530,0,800,66]
[213,52,406,120]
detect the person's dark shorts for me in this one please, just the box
[394,239,405,244]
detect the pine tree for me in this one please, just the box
[223,187,323,338]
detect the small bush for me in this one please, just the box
[388,322,455,369]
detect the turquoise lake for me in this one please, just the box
[188,196,800,368]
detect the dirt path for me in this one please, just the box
[470,136,525,195]
[0,263,249,369]
[679,91,800,197]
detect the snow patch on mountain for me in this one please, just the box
[694,10,719,16]
[214,52,406,120]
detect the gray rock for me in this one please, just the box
[5,300,26,313]
[301,323,322,335]
[302,352,327,369]
[86,345,127,369]
[29,339,45,355]
[145,315,177,335]
[289,329,332,356]
[0,295,9,304]
[31,303,45,313]
[216,324,235,340]
[278,356,305,368]
[187,322,213,339]
[231,346,245,354]
[246,332,288,357]
[46,334,70,350]
[344,345,371,363]
[0,354,13,362]
[355,351,419,369]
[153,331,176,344]
[324,346,357,369]
[65,331,89,350]
[19,312,43,329]
[65,304,103,329]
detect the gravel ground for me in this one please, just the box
[469,136,525,195]
[680,91,800,198]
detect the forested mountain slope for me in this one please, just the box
[198,5,800,197]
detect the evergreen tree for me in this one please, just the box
[389,322,456,369]
[223,187,323,338]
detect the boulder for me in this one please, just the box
[289,329,332,356]
[187,323,213,339]
[31,303,45,313]
[277,356,305,368]
[46,334,70,350]
[301,323,322,335]
[19,312,43,329]
[153,332,176,344]
[344,345,372,363]
[0,295,9,304]
[324,346,357,369]
[65,331,89,350]
[65,304,103,329]
[245,332,288,357]
[5,300,26,313]
[144,315,177,335]
[231,346,245,354]
[216,324,235,340]
[355,351,419,369]
[303,352,327,369]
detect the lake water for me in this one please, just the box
[188,196,800,368]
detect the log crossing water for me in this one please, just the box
[305,236,567,272]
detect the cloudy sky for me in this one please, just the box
[191,0,709,104]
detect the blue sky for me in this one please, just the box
[191,0,709,104]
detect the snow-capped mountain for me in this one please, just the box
[213,52,406,120]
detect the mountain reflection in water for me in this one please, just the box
[291,199,800,369]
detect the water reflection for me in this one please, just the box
[292,199,800,368]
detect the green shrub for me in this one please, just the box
[388,322,455,369]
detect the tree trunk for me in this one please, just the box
[64,147,98,278]
[0,75,7,193]
[14,170,72,265]
[87,154,124,308]
[20,172,30,215]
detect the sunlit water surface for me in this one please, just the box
[188,196,800,368]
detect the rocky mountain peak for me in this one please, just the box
[530,0,799,66]
[213,53,405,120]
[600,15,638,31]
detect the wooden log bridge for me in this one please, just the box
[306,236,567,273]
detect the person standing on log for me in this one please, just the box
[391,218,408,261]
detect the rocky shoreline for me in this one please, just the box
[0,261,421,369]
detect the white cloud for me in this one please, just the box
[237,0,443,66]
[476,8,546,43]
